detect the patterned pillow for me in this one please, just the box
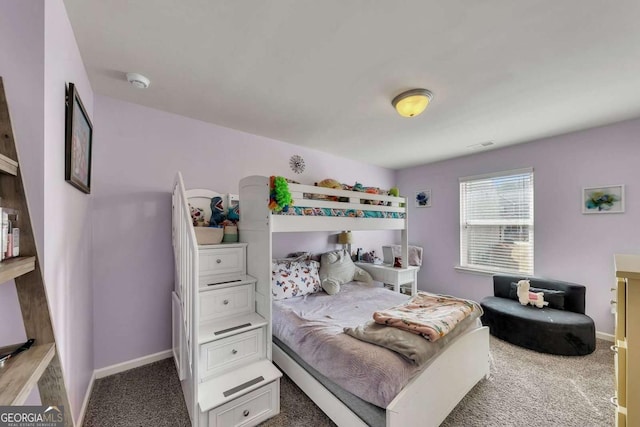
[272,259,322,300]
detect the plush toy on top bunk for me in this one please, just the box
[269,176,293,212]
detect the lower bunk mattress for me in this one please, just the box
[272,281,482,411]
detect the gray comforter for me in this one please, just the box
[272,282,478,408]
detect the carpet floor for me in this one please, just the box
[83,337,614,427]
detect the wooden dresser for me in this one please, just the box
[613,254,640,426]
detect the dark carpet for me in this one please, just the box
[83,337,614,426]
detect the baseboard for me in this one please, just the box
[596,331,615,342]
[94,349,172,379]
[77,371,96,426]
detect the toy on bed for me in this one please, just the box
[516,279,549,308]
[319,249,373,295]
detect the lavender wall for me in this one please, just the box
[92,95,395,368]
[43,0,94,420]
[0,0,46,406]
[398,119,640,334]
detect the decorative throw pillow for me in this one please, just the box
[509,282,565,310]
[319,250,373,295]
[272,259,321,300]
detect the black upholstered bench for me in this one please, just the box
[481,274,596,356]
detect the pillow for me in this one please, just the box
[272,259,321,300]
[319,250,373,295]
[509,282,565,310]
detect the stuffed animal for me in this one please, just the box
[316,179,342,201]
[317,178,342,190]
[189,204,206,227]
[269,176,293,212]
[319,249,373,295]
[209,196,226,227]
[516,279,549,308]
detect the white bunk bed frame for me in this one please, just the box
[239,175,490,427]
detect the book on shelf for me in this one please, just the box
[0,207,19,261]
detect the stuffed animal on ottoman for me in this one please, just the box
[516,279,549,308]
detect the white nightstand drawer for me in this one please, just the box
[201,284,254,322]
[200,246,246,286]
[208,380,279,427]
[200,328,265,381]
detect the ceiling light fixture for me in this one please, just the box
[392,89,433,118]
[126,72,151,89]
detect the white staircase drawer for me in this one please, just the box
[208,380,279,427]
[200,328,265,381]
[200,247,245,286]
[200,284,254,322]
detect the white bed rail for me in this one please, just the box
[172,172,198,376]
[240,176,408,233]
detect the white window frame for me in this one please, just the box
[458,167,534,275]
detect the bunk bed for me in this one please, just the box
[239,175,490,427]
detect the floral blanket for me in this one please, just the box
[373,292,481,342]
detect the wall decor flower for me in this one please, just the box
[582,185,624,214]
[289,155,305,174]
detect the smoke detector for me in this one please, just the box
[126,73,150,89]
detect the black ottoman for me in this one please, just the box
[481,274,596,356]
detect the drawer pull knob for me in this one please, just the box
[216,259,222,264]
[243,410,250,417]
[223,299,230,305]
[610,287,617,292]
[610,299,617,304]
[232,349,238,355]
[611,345,618,353]
[610,396,618,406]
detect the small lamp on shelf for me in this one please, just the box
[338,231,353,257]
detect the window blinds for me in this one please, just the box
[459,168,534,274]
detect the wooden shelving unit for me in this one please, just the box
[0,76,73,426]
[0,343,55,405]
[0,256,35,284]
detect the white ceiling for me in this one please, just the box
[64,0,640,169]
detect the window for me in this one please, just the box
[459,168,534,274]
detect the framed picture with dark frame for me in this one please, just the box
[65,82,93,194]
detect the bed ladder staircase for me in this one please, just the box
[0,77,73,426]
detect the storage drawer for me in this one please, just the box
[200,284,254,322]
[200,328,265,381]
[200,247,245,286]
[208,380,279,427]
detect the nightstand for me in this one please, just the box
[355,262,420,295]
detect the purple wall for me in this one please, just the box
[44,0,95,420]
[397,118,640,334]
[92,95,395,368]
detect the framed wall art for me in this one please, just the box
[582,185,624,214]
[415,189,431,208]
[65,82,93,194]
